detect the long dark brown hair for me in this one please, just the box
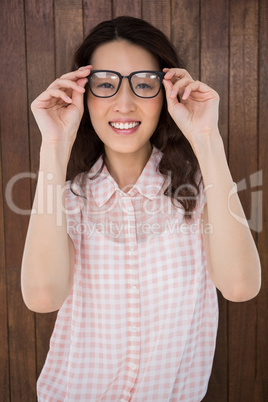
[68,16,201,217]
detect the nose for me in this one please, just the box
[113,78,136,113]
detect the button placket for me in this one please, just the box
[122,197,140,392]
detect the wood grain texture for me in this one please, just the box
[25,0,55,174]
[1,0,36,400]
[171,0,200,78]
[142,0,171,38]
[200,0,229,149]
[229,0,258,194]
[257,0,268,400]
[0,5,10,400]
[0,1,267,401]
[200,2,229,398]
[83,0,112,36]
[229,0,259,401]
[24,0,58,381]
[113,0,141,18]
[0,96,10,402]
[54,0,83,76]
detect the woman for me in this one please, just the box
[21,16,261,401]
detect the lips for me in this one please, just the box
[109,121,141,129]
[108,120,141,135]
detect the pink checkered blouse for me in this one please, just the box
[37,146,218,401]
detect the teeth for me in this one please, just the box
[110,122,140,129]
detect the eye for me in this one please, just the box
[136,83,152,90]
[96,82,115,89]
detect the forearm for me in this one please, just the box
[192,132,261,301]
[21,141,73,312]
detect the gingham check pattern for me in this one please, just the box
[37,147,218,401]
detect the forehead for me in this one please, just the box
[90,40,160,73]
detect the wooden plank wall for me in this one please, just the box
[0,0,267,401]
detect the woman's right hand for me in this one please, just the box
[31,65,92,145]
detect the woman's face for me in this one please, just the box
[87,40,164,158]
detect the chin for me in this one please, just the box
[104,140,152,156]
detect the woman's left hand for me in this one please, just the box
[162,68,220,147]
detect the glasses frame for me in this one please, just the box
[87,70,165,99]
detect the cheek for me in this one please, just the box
[87,93,163,125]
[87,97,106,129]
[87,95,100,116]
[148,94,163,121]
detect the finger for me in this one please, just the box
[164,68,192,81]
[59,65,92,81]
[181,81,209,100]
[162,79,178,109]
[76,77,88,88]
[162,78,173,95]
[168,77,194,99]
[34,88,72,106]
[71,78,88,110]
[48,79,86,93]
[47,88,73,104]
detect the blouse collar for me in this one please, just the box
[88,146,166,208]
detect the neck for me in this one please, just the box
[104,143,153,192]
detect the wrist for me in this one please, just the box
[40,140,73,175]
[192,131,233,190]
[40,139,73,157]
[190,130,224,161]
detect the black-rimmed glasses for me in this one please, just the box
[87,70,165,98]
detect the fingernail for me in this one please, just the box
[182,89,189,100]
[170,90,176,97]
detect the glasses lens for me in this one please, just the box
[131,72,161,98]
[89,72,119,97]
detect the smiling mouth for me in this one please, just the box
[109,122,141,130]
